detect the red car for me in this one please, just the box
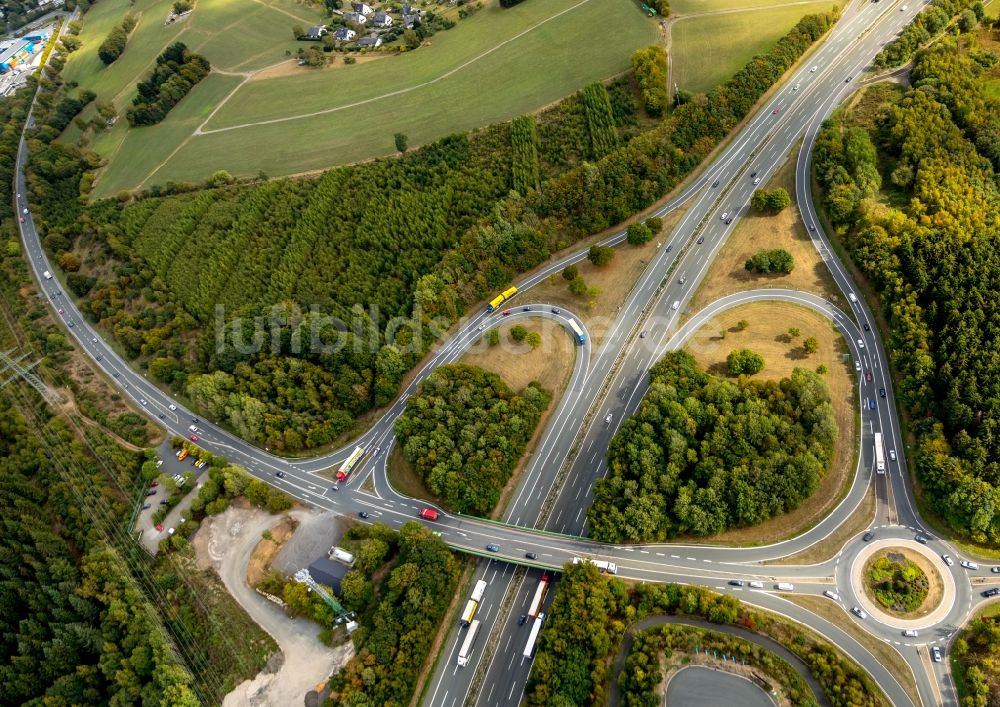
[155,523,164,532]
[19,216,24,223]
[772,107,781,114]
[189,434,199,442]
[418,508,439,521]
[502,309,511,316]
[57,308,64,314]
[150,480,159,487]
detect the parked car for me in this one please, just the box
[145,489,157,497]
[159,500,169,506]
[150,479,159,486]
[155,523,164,532]
[725,217,733,224]
[142,503,151,510]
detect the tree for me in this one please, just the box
[727,348,765,375]
[403,28,421,49]
[803,337,819,355]
[627,222,652,245]
[645,216,662,233]
[292,24,304,39]
[487,329,500,346]
[958,8,977,32]
[174,0,192,13]
[569,276,588,296]
[789,327,800,338]
[526,331,542,349]
[745,248,794,274]
[510,324,528,342]
[737,320,749,331]
[765,187,791,210]
[588,244,615,266]
[394,132,408,153]
[562,265,578,281]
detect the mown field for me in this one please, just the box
[75,0,657,195]
[671,0,836,94]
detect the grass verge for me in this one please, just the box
[769,481,875,564]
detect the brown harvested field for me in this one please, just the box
[683,300,858,546]
[522,206,688,348]
[787,594,919,707]
[771,482,875,565]
[461,317,574,392]
[689,148,841,313]
[862,547,944,620]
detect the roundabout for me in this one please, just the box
[849,537,958,632]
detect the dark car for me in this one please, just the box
[846,76,853,83]
[523,306,532,312]
[146,489,157,496]
[982,588,1000,598]
[697,236,705,244]
[486,544,500,552]
[551,308,561,314]
[665,244,673,252]
[915,534,930,544]
[863,531,874,542]
[525,552,538,560]
[879,388,887,399]
[518,614,527,626]
[725,217,733,225]
[712,180,720,187]
[863,322,871,332]
[751,171,758,178]
[868,399,877,410]
[865,371,873,383]
[728,580,744,587]
[809,224,816,231]
[159,499,169,506]
[276,471,285,478]
[358,511,369,519]
[142,503,151,510]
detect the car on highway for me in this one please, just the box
[720,212,729,220]
[19,216,24,223]
[725,217,733,224]
[772,107,781,114]
[852,606,867,619]
[358,511,369,519]
[903,629,918,637]
[140,398,148,406]
[845,76,853,83]
[992,566,1000,573]
[824,590,840,601]
[419,508,439,521]
[932,646,943,663]
[91,337,97,344]
[57,307,64,314]
[942,554,954,566]
[793,83,800,90]
[863,531,874,542]
[857,338,865,349]
[750,171,757,178]
[276,471,285,478]
[189,434,198,442]
[810,66,817,72]
[518,615,527,626]
[67,320,74,327]
[551,307,561,314]
[671,301,680,310]
[712,180,720,187]
[748,581,764,589]
[696,236,705,244]
[640,331,648,338]
[879,388,886,398]
[486,544,500,553]
[189,425,199,433]
[678,275,686,285]
[889,449,897,461]
[665,244,673,252]
[728,580,744,587]
[961,560,979,570]
[525,552,538,560]
[502,309,511,316]
[863,322,870,331]
[775,582,794,591]
[868,399,876,410]
[753,177,761,185]
[855,361,861,372]
[523,306,532,311]
[865,371,873,383]
[981,588,1000,598]
[915,534,929,544]
[809,224,815,231]
[605,413,613,424]
[169,404,177,411]
[113,372,119,378]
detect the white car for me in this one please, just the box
[753,177,761,185]
[852,606,868,619]
[810,66,818,72]
[903,629,918,637]
[169,404,177,411]
[671,301,680,310]
[889,449,897,461]
[605,413,612,424]
[961,560,979,570]
[823,590,840,601]
[942,554,954,566]
[748,581,764,589]
[139,398,148,406]
[857,338,865,349]
[720,212,729,220]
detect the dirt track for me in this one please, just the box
[193,504,354,706]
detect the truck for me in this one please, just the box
[42,270,52,280]
[567,319,586,345]
[330,547,355,566]
[457,619,481,667]
[572,557,618,575]
[527,574,549,619]
[486,286,518,312]
[873,432,885,474]
[336,446,366,482]
[523,613,544,659]
[460,580,488,626]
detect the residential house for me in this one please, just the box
[332,27,356,41]
[401,4,420,14]
[344,11,367,24]
[371,11,392,27]
[304,25,327,40]
[351,2,374,14]
[357,32,382,48]
[402,13,419,28]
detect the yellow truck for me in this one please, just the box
[486,286,517,312]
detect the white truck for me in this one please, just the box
[43,270,52,280]
[330,547,355,566]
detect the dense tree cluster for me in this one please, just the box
[395,364,551,515]
[499,0,528,7]
[867,555,928,612]
[953,615,1000,706]
[527,565,885,707]
[329,522,462,704]
[98,13,137,65]
[589,351,837,540]
[126,42,210,126]
[727,347,765,374]
[750,186,791,211]
[874,0,980,67]
[630,45,668,117]
[745,248,794,274]
[583,82,620,158]
[813,39,1000,543]
[621,625,817,707]
[510,114,540,194]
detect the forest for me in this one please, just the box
[27,14,832,453]
[394,364,551,515]
[126,42,210,126]
[327,521,462,705]
[589,351,837,541]
[874,0,981,68]
[953,613,1000,706]
[813,32,1000,544]
[525,563,885,706]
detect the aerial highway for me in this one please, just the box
[12,0,993,704]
